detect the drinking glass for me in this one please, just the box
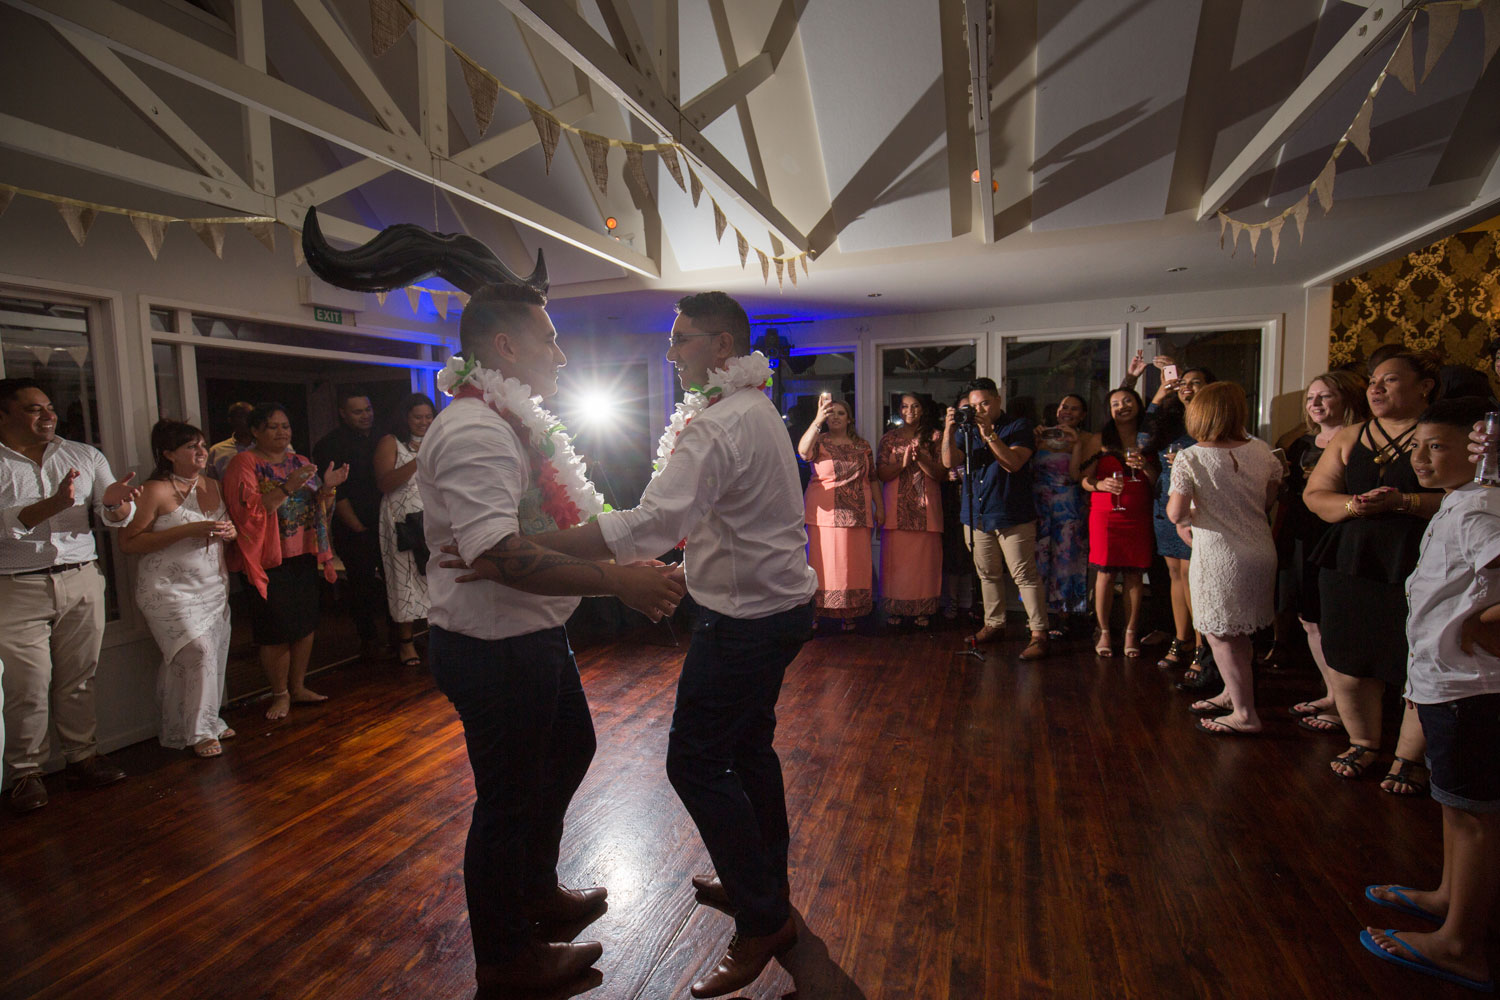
[1110,470,1127,512]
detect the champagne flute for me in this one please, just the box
[1110,469,1128,512]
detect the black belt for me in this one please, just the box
[7,561,94,578]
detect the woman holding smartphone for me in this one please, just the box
[800,394,881,630]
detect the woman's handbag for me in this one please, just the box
[394,511,430,574]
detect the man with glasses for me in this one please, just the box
[465,291,818,998]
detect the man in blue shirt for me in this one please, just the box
[941,377,1049,658]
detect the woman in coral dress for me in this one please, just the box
[877,393,944,627]
[799,396,881,629]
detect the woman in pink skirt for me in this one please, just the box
[877,393,944,628]
[800,396,881,630]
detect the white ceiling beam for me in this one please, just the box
[1197,0,1422,221]
[680,51,772,130]
[234,0,274,195]
[280,158,392,213]
[965,0,994,243]
[412,0,448,156]
[595,0,655,81]
[0,112,380,244]
[653,0,679,104]
[498,0,812,254]
[52,27,248,189]
[450,92,593,173]
[7,0,659,277]
[286,0,419,140]
[706,0,769,197]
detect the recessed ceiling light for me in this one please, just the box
[867,293,882,298]
[1166,266,1188,273]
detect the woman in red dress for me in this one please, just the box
[1076,388,1155,657]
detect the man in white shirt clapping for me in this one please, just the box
[0,378,140,814]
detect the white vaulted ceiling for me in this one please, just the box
[0,0,1496,331]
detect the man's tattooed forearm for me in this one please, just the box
[477,534,609,587]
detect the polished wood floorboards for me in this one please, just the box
[0,622,1477,999]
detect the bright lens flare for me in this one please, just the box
[571,390,619,429]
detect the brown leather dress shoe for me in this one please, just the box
[63,754,126,788]
[970,625,1004,645]
[691,874,732,908]
[525,884,607,925]
[690,918,797,998]
[7,774,47,813]
[476,939,603,991]
[1019,634,1050,660]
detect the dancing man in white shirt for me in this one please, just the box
[0,378,141,813]
[301,210,686,994]
[459,291,819,998]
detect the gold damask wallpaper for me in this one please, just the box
[1329,229,1499,369]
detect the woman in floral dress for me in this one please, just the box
[877,393,944,627]
[800,396,881,629]
[1033,394,1089,635]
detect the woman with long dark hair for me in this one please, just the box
[877,392,944,627]
[1304,352,1442,791]
[1033,394,1089,634]
[1077,387,1155,657]
[375,393,436,665]
[800,396,881,630]
[223,403,348,720]
[119,420,237,756]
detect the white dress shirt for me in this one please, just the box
[417,397,579,641]
[1405,482,1500,703]
[0,437,131,574]
[599,386,817,619]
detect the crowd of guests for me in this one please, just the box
[0,377,435,811]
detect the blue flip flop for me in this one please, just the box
[1364,885,1443,924]
[1359,929,1495,993]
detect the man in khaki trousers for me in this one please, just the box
[941,377,1050,660]
[0,378,140,813]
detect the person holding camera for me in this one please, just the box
[941,378,1049,659]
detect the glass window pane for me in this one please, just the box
[152,343,183,421]
[1002,338,1113,430]
[149,309,175,334]
[190,314,427,360]
[880,343,977,432]
[1143,326,1264,431]
[780,350,855,436]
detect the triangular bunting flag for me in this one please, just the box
[1423,3,1460,82]
[0,188,12,220]
[736,230,749,269]
[527,101,562,174]
[788,258,798,287]
[625,145,652,202]
[688,164,704,207]
[405,286,424,313]
[292,233,305,269]
[774,257,785,290]
[65,345,90,366]
[1268,216,1286,264]
[457,291,471,309]
[800,254,809,276]
[247,220,276,253]
[1312,159,1336,213]
[1247,223,1263,261]
[30,346,52,367]
[1229,220,1244,256]
[757,248,770,284]
[1389,20,1417,93]
[56,203,96,246]
[1483,1,1500,70]
[1293,197,1310,242]
[376,291,389,306]
[460,54,499,137]
[191,221,226,258]
[1218,213,1229,249]
[370,0,414,58]
[660,146,686,192]
[130,215,168,259]
[712,201,727,242]
[582,133,611,194]
[433,290,450,319]
[1345,95,1375,162]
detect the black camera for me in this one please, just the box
[954,404,977,426]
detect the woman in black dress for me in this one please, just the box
[1303,353,1442,793]
[1273,371,1368,734]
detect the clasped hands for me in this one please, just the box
[1346,486,1401,516]
[437,544,686,622]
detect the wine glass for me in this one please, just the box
[1125,447,1142,482]
[1109,469,1128,512]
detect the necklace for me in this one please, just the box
[653,352,774,483]
[1369,418,1417,466]
[170,472,199,503]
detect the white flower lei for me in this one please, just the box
[437,355,606,522]
[652,352,775,481]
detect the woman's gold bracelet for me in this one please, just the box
[1344,498,1361,517]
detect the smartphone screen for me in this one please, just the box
[1162,364,1179,382]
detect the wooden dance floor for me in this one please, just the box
[0,623,1473,999]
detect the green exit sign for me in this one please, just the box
[313,306,343,325]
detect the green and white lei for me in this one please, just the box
[652,352,775,482]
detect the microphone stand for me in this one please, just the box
[956,420,985,664]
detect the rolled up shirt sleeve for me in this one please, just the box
[428,414,528,565]
[598,419,732,563]
[88,450,131,526]
[0,501,30,539]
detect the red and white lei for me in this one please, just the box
[437,355,607,529]
[652,352,775,482]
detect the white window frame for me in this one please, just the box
[987,324,1127,412]
[868,334,988,446]
[1133,315,1284,438]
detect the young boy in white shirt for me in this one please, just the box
[1362,396,1500,992]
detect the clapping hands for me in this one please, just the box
[103,471,140,509]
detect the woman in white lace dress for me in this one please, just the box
[120,420,237,757]
[1167,383,1283,736]
[375,394,435,666]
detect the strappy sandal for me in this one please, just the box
[1331,744,1379,780]
[1094,628,1113,657]
[1157,637,1191,669]
[1382,756,1430,796]
[1123,628,1141,658]
[1175,645,1220,692]
[914,615,931,629]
